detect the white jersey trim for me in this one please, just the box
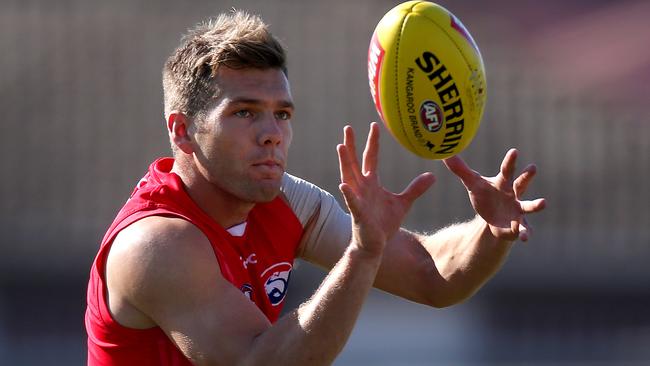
[226,222,247,237]
[280,173,352,265]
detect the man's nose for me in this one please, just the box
[257,113,283,146]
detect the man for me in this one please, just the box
[85,10,545,366]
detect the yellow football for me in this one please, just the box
[368,1,487,159]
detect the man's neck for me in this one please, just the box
[171,160,254,229]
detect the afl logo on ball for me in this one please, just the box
[261,262,292,306]
[419,100,444,133]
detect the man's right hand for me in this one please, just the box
[336,122,435,256]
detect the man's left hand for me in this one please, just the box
[444,149,546,242]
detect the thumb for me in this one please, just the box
[443,155,480,189]
[399,172,435,204]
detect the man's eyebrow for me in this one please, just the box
[227,97,295,109]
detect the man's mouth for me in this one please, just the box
[252,159,284,177]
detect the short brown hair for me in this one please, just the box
[162,10,287,121]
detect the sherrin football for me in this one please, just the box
[368,1,487,159]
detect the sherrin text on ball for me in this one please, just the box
[368,1,486,159]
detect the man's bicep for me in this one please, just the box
[108,217,271,365]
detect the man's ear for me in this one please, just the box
[167,111,194,154]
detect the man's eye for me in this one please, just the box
[276,111,291,120]
[235,110,252,118]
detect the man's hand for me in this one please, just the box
[336,122,435,255]
[444,148,546,242]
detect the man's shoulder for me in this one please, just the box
[110,216,213,274]
[281,172,327,194]
[105,216,223,330]
[280,173,332,225]
[281,172,340,208]
[116,215,205,244]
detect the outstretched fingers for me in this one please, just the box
[338,126,363,187]
[513,162,546,214]
[362,122,380,176]
[338,124,382,217]
[520,198,546,214]
[499,148,518,184]
[339,182,362,217]
[510,219,520,239]
[506,218,531,242]
[518,217,531,242]
[343,126,362,180]
[343,125,357,155]
[337,144,356,187]
[443,155,481,189]
[398,172,436,206]
[513,163,536,199]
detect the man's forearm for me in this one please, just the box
[243,243,382,366]
[425,215,513,305]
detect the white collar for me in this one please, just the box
[226,222,247,237]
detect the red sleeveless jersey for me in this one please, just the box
[85,158,303,365]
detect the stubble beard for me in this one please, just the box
[217,169,282,204]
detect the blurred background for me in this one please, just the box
[1,0,649,364]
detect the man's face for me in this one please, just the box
[191,67,294,203]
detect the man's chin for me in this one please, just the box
[250,180,282,203]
